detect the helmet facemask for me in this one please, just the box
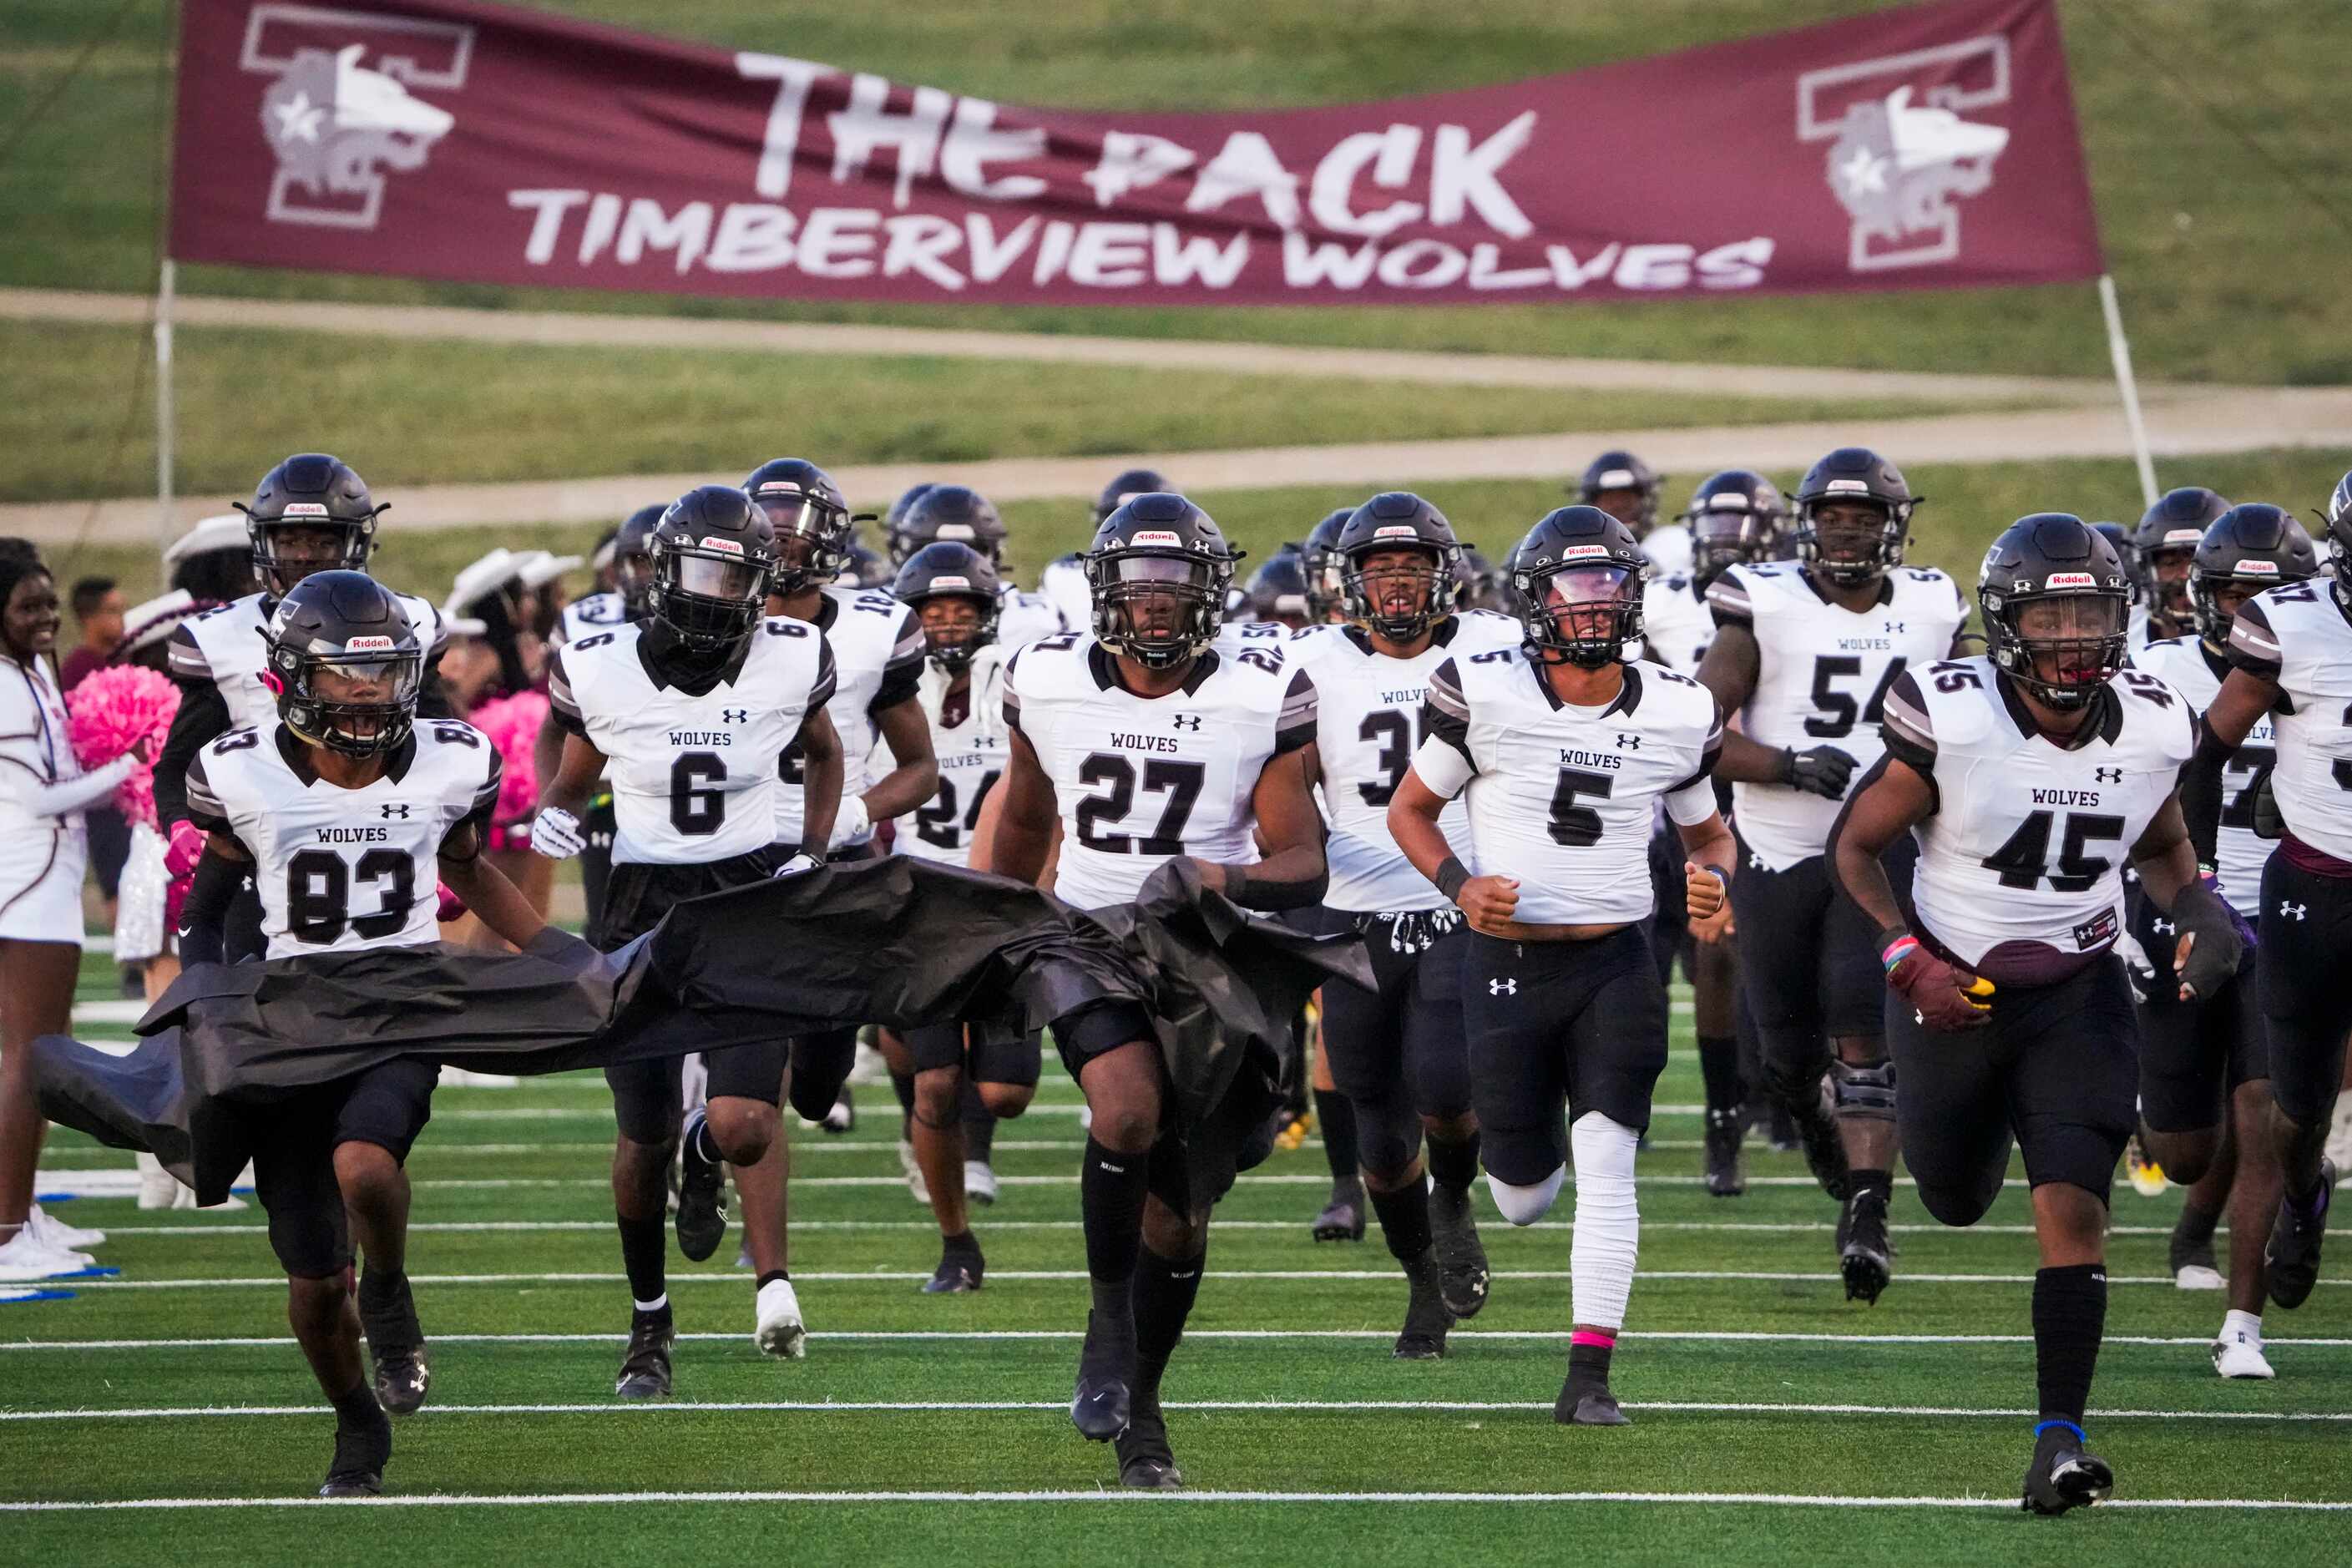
[913,591,999,675]
[1990,589,2127,711]
[1342,544,1454,642]
[1091,552,1222,670]
[759,494,852,594]
[1797,498,1903,587]
[275,642,422,758]
[1519,562,1644,668]
[651,539,769,654]
[250,518,372,597]
[1691,509,1777,590]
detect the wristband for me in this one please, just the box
[1222,863,1249,904]
[1435,856,1471,902]
[1879,933,1921,975]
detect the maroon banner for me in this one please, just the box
[169,0,2102,306]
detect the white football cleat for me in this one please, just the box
[2213,1329,2275,1380]
[2174,1263,2226,1292]
[898,1140,929,1205]
[964,1160,999,1206]
[0,1227,90,1282]
[2326,1089,2352,1174]
[27,1204,104,1251]
[437,1065,520,1089]
[755,1277,807,1359]
[136,1153,180,1210]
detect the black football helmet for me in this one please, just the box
[236,453,384,596]
[893,484,1008,568]
[2136,486,2229,622]
[608,504,663,618]
[1509,506,1647,668]
[1454,547,1509,614]
[649,485,776,654]
[1791,447,1919,587]
[1085,493,1242,670]
[1300,507,1355,624]
[1241,549,1313,628]
[2191,503,2317,645]
[2321,468,2352,601]
[893,541,1003,674]
[264,570,422,758]
[1094,468,1171,526]
[1576,451,1663,534]
[1978,513,2132,711]
[885,483,938,536]
[1338,491,1467,642]
[2088,521,2140,606]
[744,458,857,594]
[838,540,894,589]
[1680,469,1788,590]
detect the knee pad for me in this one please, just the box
[1351,1092,1422,1186]
[1758,1049,1832,1111]
[1485,1165,1565,1227]
[1830,1056,1898,1122]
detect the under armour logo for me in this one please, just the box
[2281,901,2309,921]
[1749,851,1766,870]
[2152,917,2175,936]
[1172,714,1202,731]
[723,708,750,724]
[380,803,410,818]
[1489,978,1517,996]
[1616,732,1642,750]
[2096,767,2124,783]
[1885,620,1906,634]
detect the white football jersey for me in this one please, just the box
[1882,657,2194,974]
[169,589,446,731]
[1707,562,1967,870]
[774,586,925,850]
[1641,521,1694,579]
[2227,581,2352,863]
[1006,632,1317,911]
[994,585,1066,650]
[549,619,835,866]
[1295,612,1522,912]
[1038,555,1094,636]
[1415,652,1722,926]
[894,643,1013,868]
[2129,635,2273,913]
[554,590,630,648]
[1214,620,1323,656]
[1640,573,1716,676]
[184,721,499,959]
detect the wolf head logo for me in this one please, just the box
[1825,88,2008,264]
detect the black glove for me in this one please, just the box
[2169,874,2249,1004]
[1778,744,1858,799]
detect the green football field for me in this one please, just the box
[8,953,2348,1564]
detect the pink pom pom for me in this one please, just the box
[467,692,547,829]
[64,665,181,829]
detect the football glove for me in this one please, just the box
[826,796,871,852]
[2171,873,2249,1004]
[529,806,585,860]
[1778,744,1858,799]
[1882,932,1993,1032]
[772,852,822,878]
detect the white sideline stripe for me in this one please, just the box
[3,1489,2346,1513]
[369,1174,2036,1191]
[74,1219,2205,1239]
[50,1268,2344,1291]
[8,1398,2347,1424]
[11,1329,2350,1352]
[402,1101,1725,1120]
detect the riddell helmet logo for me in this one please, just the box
[697,536,746,555]
[1798,34,2012,272]
[1558,544,1611,559]
[342,635,396,651]
[278,502,331,517]
[1373,524,1421,540]
[2234,559,2279,575]
[243,6,473,230]
[2044,571,2097,589]
[1129,529,1184,547]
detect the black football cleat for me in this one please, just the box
[2265,1157,2335,1310]
[1427,1182,1490,1319]
[1070,1308,1136,1441]
[1312,1178,1367,1243]
[1393,1249,1454,1360]
[359,1272,431,1416]
[319,1410,392,1498]
[2021,1425,2113,1515]
[1555,1382,1631,1427]
[1703,1106,1748,1197]
[1839,1186,1893,1306]
[922,1236,985,1294]
[615,1308,675,1400]
[675,1107,729,1263]
[1115,1390,1184,1490]
[1788,1090,1850,1201]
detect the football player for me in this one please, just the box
[532,484,844,1388]
[1577,451,1687,576]
[986,491,1326,1488]
[1695,447,1968,1302]
[887,483,1065,650]
[2087,521,2148,650]
[1829,513,2239,1514]
[177,572,544,1492]
[881,541,1037,1292]
[1300,507,1357,625]
[2133,487,2229,643]
[1238,549,1315,631]
[2127,504,2313,1376]
[2177,469,2352,1315]
[1292,493,1518,1356]
[156,456,448,964]
[1389,503,1732,1424]
[1039,468,1174,632]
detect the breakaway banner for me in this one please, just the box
[169,0,2103,306]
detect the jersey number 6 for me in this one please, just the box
[670,751,726,836]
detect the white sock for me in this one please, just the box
[633,1293,668,1314]
[2221,1308,2263,1343]
[1485,1165,1565,1226]
[1569,1111,1641,1332]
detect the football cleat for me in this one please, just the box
[1427,1182,1490,1318]
[1839,1187,1893,1306]
[821,1091,855,1135]
[1790,1088,1850,1201]
[0,1228,91,1282]
[615,1308,675,1399]
[136,1154,180,1210]
[2126,1133,2169,1198]
[2021,1426,2113,1515]
[318,1409,392,1499]
[964,1159,999,1207]
[361,1273,431,1416]
[1071,1308,1136,1441]
[1703,1106,1747,1197]
[2169,1227,2224,1292]
[1115,1391,1184,1489]
[923,1237,984,1294]
[1393,1251,1454,1360]
[755,1277,807,1358]
[1555,1383,1631,1427]
[1274,1114,1312,1154]
[2212,1328,2275,1380]
[674,1107,729,1263]
[2264,1157,2335,1310]
[1311,1179,1366,1243]
[28,1204,104,1252]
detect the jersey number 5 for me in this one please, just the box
[1075,753,1206,855]
[1980,811,2123,893]
[1806,655,1908,739]
[1547,766,1614,847]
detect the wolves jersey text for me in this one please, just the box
[1007,635,1316,910]
[2227,583,2352,864]
[169,590,445,731]
[1415,655,1722,926]
[550,620,835,866]
[776,586,924,850]
[895,644,1013,869]
[2130,635,2273,913]
[1882,657,2194,979]
[185,723,498,959]
[1707,562,1965,870]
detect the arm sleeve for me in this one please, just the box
[1419,657,1474,779]
[175,847,247,969]
[544,648,586,738]
[870,609,925,714]
[2181,716,2233,868]
[1272,668,1318,756]
[154,679,231,829]
[1704,571,1755,630]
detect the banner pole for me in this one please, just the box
[2097,273,2159,509]
[154,256,175,579]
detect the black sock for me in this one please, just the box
[1851,1167,1894,1199]
[1132,1245,1204,1393]
[617,1212,668,1308]
[329,1379,386,1433]
[356,1265,406,1318]
[755,1269,790,1292]
[1367,1180,1434,1263]
[2173,1196,2222,1247]
[890,1070,918,1131]
[1426,1130,1479,1194]
[1316,1088,1361,1185]
[2031,1262,2107,1428]
[1081,1136,1149,1318]
[1568,1337,1615,1394]
[1697,1034,1743,1111]
[942,1227,980,1255]
[960,1076,997,1162]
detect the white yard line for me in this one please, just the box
[10,1329,2348,1351]
[75,1218,2206,1237]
